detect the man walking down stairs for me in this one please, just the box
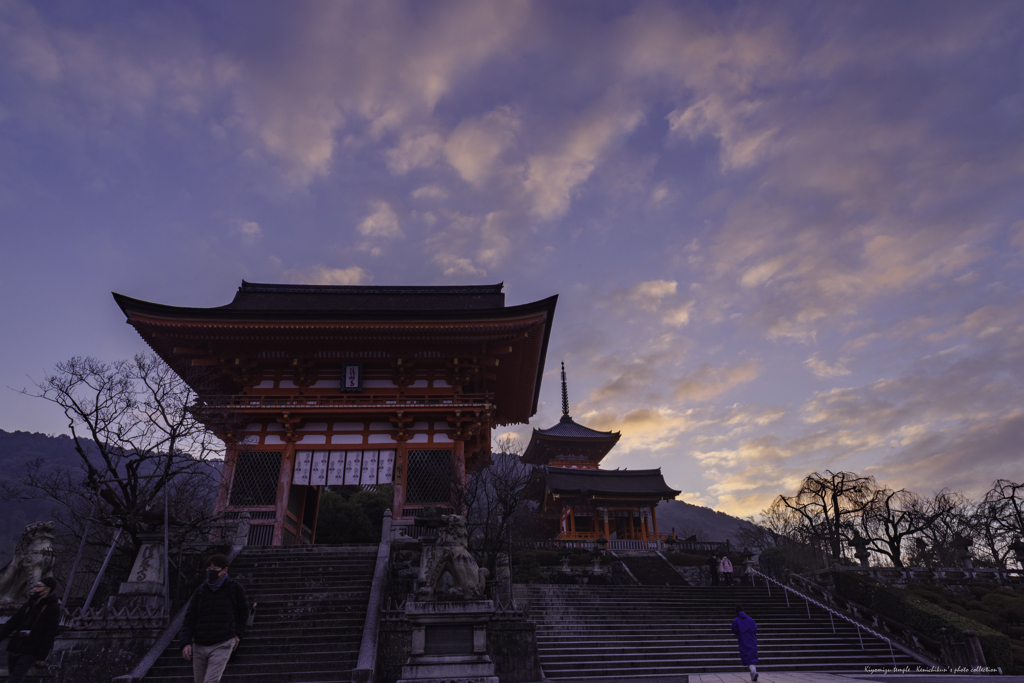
[142,545,377,683]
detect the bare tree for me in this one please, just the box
[858,488,958,567]
[911,490,975,568]
[6,355,225,551]
[736,511,793,552]
[974,480,1024,569]
[460,435,533,576]
[771,470,876,563]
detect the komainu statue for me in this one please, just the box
[418,514,488,601]
[0,521,57,605]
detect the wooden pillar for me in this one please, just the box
[651,504,659,537]
[453,439,466,512]
[393,440,408,518]
[603,508,610,540]
[213,443,238,516]
[569,505,576,534]
[307,486,321,545]
[272,442,297,546]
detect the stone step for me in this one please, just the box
[142,544,377,683]
[517,583,918,678]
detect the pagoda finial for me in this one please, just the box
[561,361,570,417]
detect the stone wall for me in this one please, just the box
[49,628,164,683]
[488,619,542,683]
[377,618,413,683]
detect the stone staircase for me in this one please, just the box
[516,584,922,680]
[142,544,378,683]
[618,553,689,586]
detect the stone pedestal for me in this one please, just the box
[398,600,498,683]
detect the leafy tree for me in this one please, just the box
[315,486,393,544]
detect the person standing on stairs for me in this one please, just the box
[731,606,759,682]
[0,577,61,683]
[707,554,719,586]
[180,553,249,683]
[720,555,734,586]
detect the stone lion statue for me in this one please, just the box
[0,521,56,605]
[418,514,488,601]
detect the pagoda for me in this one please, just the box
[114,281,556,545]
[523,364,679,542]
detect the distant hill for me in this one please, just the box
[0,429,84,562]
[655,499,753,545]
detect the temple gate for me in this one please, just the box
[114,282,556,545]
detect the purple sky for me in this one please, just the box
[2,1,1022,516]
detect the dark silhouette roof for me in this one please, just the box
[544,467,680,498]
[534,414,619,439]
[219,281,506,311]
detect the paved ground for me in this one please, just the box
[688,675,1023,683]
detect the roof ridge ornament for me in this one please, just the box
[561,361,570,418]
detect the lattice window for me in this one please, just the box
[230,451,282,506]
[406,450,452,505]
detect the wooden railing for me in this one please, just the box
[196,393,492,412]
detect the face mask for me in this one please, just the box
[207,569,223,582]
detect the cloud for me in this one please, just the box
[444,106,519,185]
[284,265,369,285]
[667,94,777,171]
[583,406,698,453]
[229,220,262,244]
[675,361,761,402]
[617,280,678,311]
[357,201,402,239]
[433,253,485,278]
[412,184,449,200]
[804,354,852,378]
[663,301,695,327]
[385,131,444,174]
[524,104,644,219]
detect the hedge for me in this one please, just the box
[831,571,1012,672]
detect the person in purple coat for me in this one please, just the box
[731,606,758,681]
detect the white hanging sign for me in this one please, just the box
[293,450,312,485]
[378,450,395,484]
[310,451,329,486]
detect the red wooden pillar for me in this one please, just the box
[214,443,238,517]
[393,440,408,518]
[272,441,297,546]
[651,504,659,538]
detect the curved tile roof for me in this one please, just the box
[534,415,620,439]
[544,467,680,498]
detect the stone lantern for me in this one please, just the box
[952,533,973,570]
[559,545,572,573]
[849,531,871,568]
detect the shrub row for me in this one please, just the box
[831,571,1012,672]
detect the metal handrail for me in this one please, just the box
[749,567,897,666]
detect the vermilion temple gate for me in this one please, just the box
[114,282,556,545]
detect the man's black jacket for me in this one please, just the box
[179,578,248,647]
[0,593,61,660]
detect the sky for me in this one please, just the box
[1,0,1022,518]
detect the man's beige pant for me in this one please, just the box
[192,638,234,683]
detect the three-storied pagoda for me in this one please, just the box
[114,282,556,546]
[523,364,680,542]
